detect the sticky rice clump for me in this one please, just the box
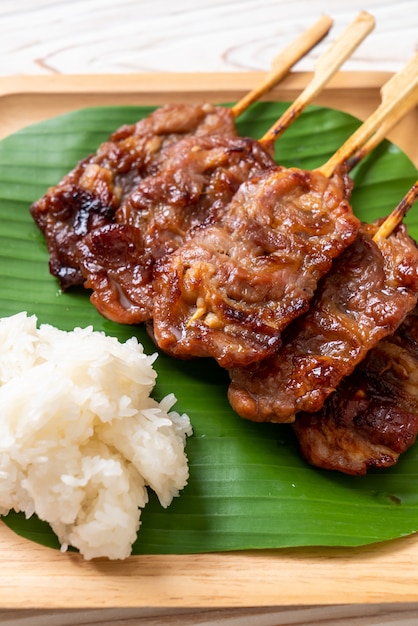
[0,312,192,560]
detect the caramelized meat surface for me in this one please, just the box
[30,103,237,290]
[228,222,418,422]
[78,134,276,323]
[77,223,155,325]
[293,306,418,475]
[152,165,359,368]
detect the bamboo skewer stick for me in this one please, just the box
[235,19,418,255]
[319,52,418,178]
[231,15,333,118]
[347,89,418,170]
[373,181,418,242]
[259,11,375,147]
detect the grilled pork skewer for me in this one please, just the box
[76,12,373,326]
[294,306,418,475]
[152,53,416,370]
[97,12,372,328]
[228,204,418,422]
[227,67,418,411]
[292,183,418,476]
[30,16,332,291]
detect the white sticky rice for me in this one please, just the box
[0,312,192,560]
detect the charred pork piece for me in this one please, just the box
[30,103,238,290]
[292,306,418,475]
[78,134,276,324]
[152,165,359,369]
[30,159,120,290]
[228,220,418,423]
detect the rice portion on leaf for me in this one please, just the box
[0,312,192,560]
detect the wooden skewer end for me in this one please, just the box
[373,181,418,242]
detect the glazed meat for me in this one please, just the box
[76,223,155,325]
[30,158,120,290]
[30,103,237,290]
[77,134,276,324]
[117,134,276,257]
[228,222,418,422]
[152,164,359,369]
[293,306,418,475]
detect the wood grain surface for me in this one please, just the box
[1,0,417,75]
[1,604,418,626]
[2,516,418,610]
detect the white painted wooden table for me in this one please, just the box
[0,1,418,624]
[1,0,417,75]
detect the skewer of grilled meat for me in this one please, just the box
[77,134,277,324]
[151,50,415,370]
[73,13,372,325]
[29,16,332,292]
[30,102,238,290]
[228,217,418,421]
[152,164,358,368]
[292,183,418,475]
[293,304,418,475]
[229,183,418,423]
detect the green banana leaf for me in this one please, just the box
[0,101,418,556]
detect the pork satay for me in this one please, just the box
[292,184,418,476]
[77,135,277,324]
[119,12,372,240]
[152,164,357,368]
[228,219,418,422]
[292,306,418,475]
[77,12,373,326]
[30,16,332,291]
[151,51,416,369]
[30,102,238,290]
[228,182,418,423]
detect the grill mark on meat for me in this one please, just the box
[30,103,237,291]
[77,222,155,325]
[292,306,418,475]
[152,165,359,369]
[31,159,121,290]
[228,222,418,423]
[77,134,277,323]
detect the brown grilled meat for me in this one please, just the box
[228,222,418,422]
[152,165,359,369]
[293,306,418,475]
[77,134,276,324]
[30,103,237,290]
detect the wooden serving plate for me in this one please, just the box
[0,72,417,619]
[0,70,417,164]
